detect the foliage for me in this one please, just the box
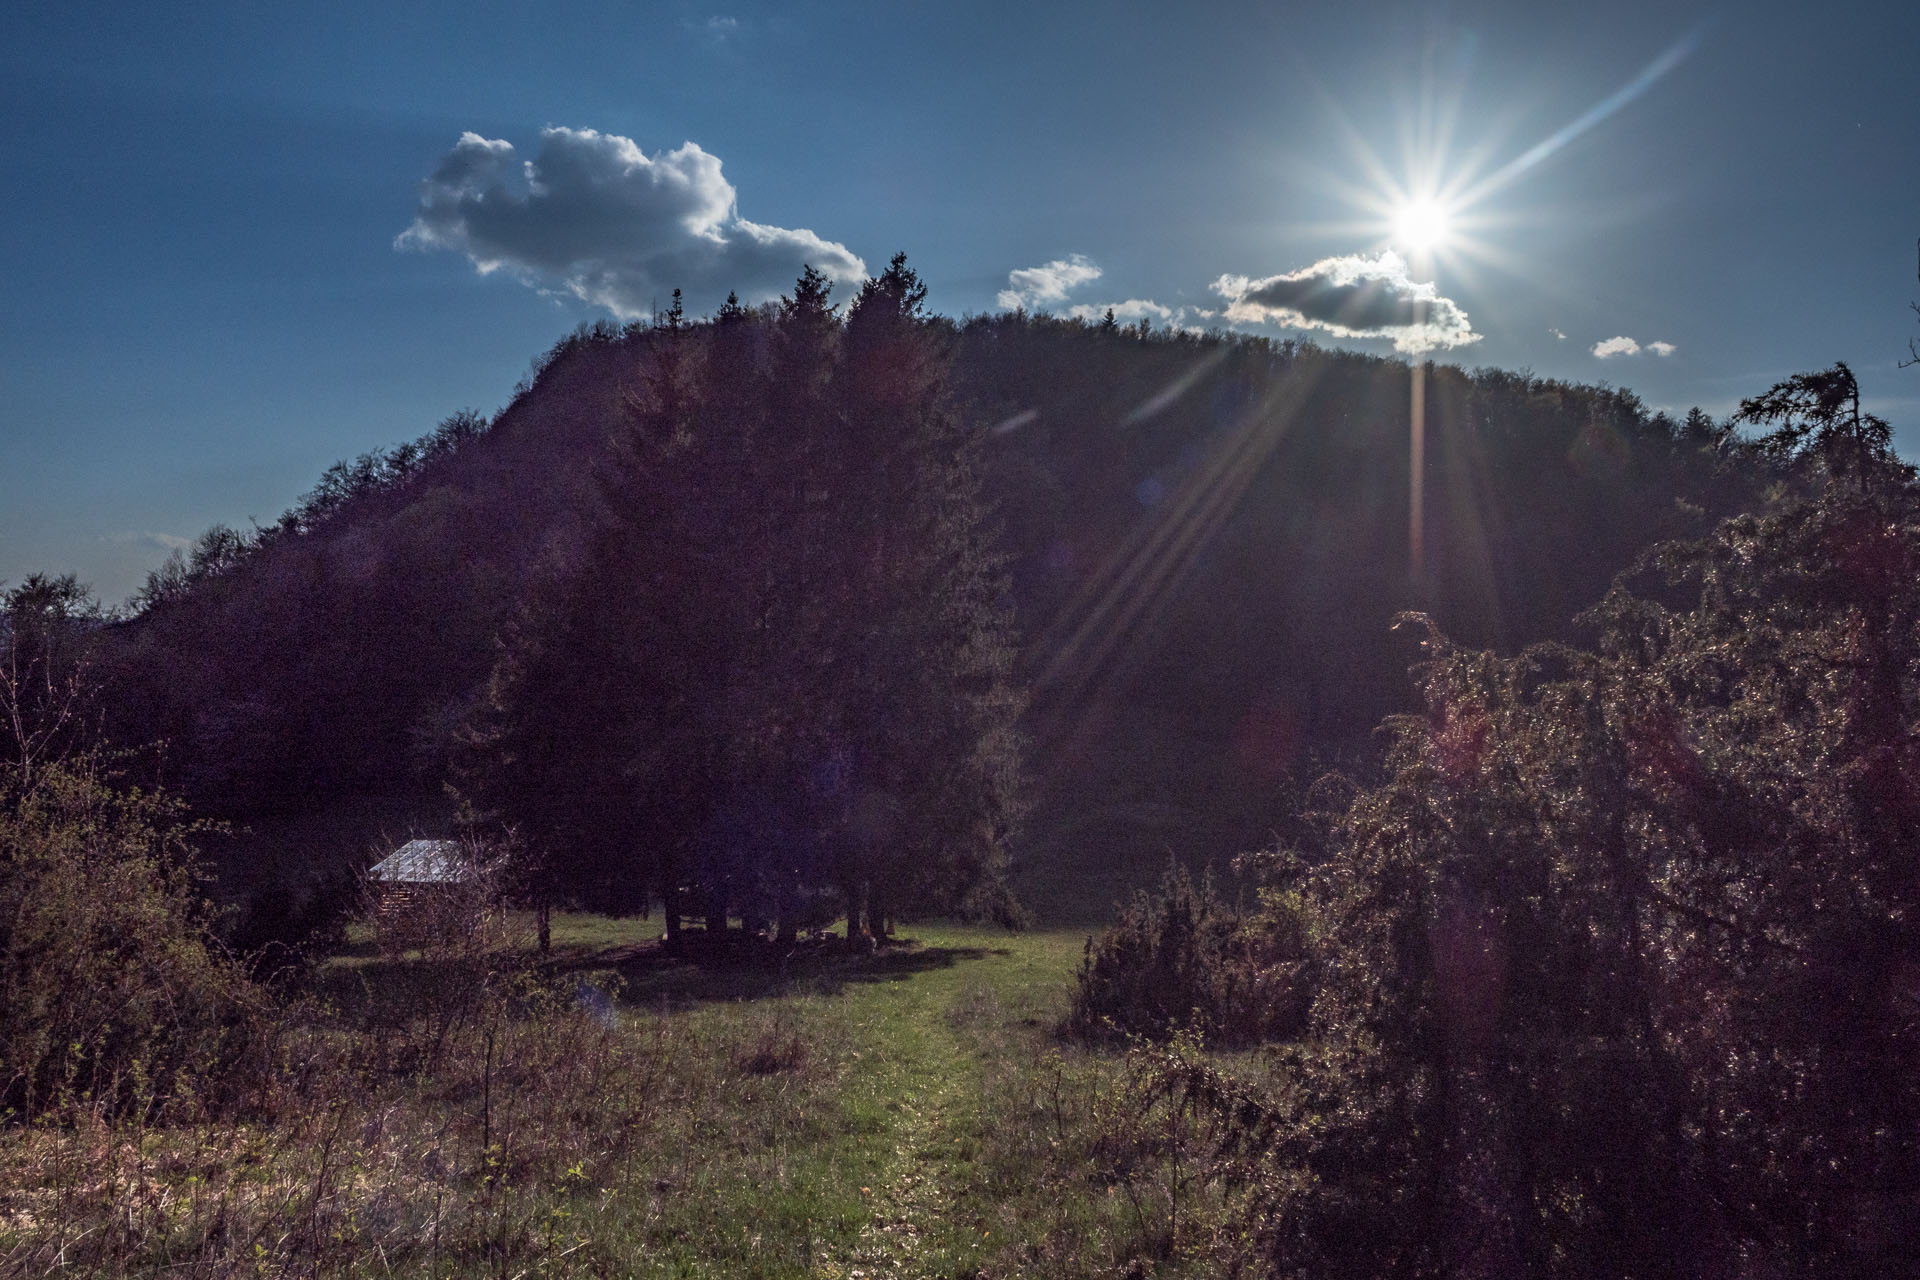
[77,286,1777,942]
[0,574,105,788]
[1153,384,1920,1276]
[0,760,261,1123]
[456,257,1027,939]
[219,862,363,972]
[1066,863,1307,1047]
[1732,359,1892,490]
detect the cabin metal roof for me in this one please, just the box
[369,839,468,883]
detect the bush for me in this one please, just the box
[1066,863,1307,1047]
[225,866,362,976]
[0,761,261,1122]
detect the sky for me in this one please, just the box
[5,0,1918,605]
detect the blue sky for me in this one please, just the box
[5,0,1918,604]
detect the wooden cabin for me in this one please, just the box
[368,839,476,941]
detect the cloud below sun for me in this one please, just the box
[1212,253,1479,356]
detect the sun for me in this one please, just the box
[1392,197,1453,255]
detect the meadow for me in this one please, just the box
[0,914,1251,1278]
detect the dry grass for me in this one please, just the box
[0,917,1261,1278]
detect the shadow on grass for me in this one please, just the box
[307,934,1015,1022]
[329,936,384,961]
[594,935,1014,1009]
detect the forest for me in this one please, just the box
[3,254,1915,1276]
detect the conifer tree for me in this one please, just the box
[455,294,711,942]
[825,254,1026,933]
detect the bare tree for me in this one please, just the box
[1903,237,1920,369]
[0,574,102,792]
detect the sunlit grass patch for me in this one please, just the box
[1,919,1258,1277]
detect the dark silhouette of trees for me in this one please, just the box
[1733,360,1891,491]
[454,258,1026,942]
[87,281,1779,936]
[823,254,1026,933]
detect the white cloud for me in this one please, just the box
[1591,335,1677,359]
[1066,298,1171,323]
[397,128,865,318]
[1549,327,1567,341]
[101,531,192,553]
[996,254,1103,310]
[1064,299,1220,334]
[1210,252,1479,354]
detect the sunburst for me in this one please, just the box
[1393,196,1455,257]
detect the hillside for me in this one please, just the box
[92,306,1764,921]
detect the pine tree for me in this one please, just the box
[826,254,1026,933]
[455,295,713,943]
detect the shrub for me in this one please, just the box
[224,865,362,976]
[1066,863,1307,1047]
[0,761,261,1122]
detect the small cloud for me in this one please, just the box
[680,14,743,42]
[1211,251,1479,354]
[1066,298,1171,323]
[1066,298,1217,334]
[996,254,1102,310]
[1592,335,1676,359]
[397,128,864,317]
[1549,327,1567,341]
[101,531,192,553]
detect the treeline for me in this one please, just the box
[49,268,1770,929]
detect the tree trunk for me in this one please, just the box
[775,872,799,946]
[850,877,871,945]
[663,885,683,949]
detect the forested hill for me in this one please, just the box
[94,303,1764,915]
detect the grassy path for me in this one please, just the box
[837,965,975,1278]
[819,928,1082,1279]
[840,1025,961,1277]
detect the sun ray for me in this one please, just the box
[1027,362,1327,740]
[1248,24,1712,594]
[1453,23,1709,211]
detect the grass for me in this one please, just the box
[0,914,1253,1278]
